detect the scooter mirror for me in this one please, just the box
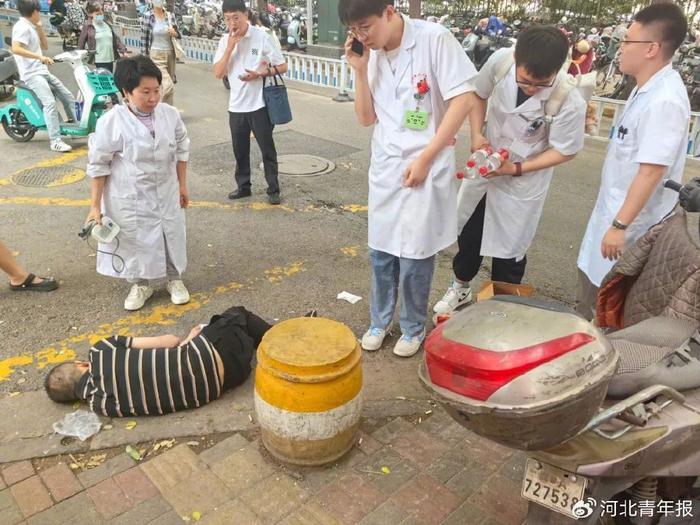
[4,36,10,46]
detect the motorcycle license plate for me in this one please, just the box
[521,458,587,519]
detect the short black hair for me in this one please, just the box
[634,2,688,58]
[114,55,162,93]
[338,0,393,26]
[45,363,82,403]
[222,0,247,14]
[17,0,39,18]
[514,25,569,79]
[86,1,102,15]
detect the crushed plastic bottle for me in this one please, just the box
[53,410,102,441]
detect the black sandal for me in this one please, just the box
[9,273,59,292]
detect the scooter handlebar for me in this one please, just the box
[663,179,683,192]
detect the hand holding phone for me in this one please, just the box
[351,37,364,56]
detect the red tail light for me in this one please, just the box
[425,323,594,401]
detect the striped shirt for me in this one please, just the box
[78,335,223,417]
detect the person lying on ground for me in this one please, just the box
[43,306,271,416]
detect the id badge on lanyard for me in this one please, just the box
[402,74,430,131]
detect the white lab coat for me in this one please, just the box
[367,15,476,259]
[87,103,190,280]
[577,64,690,286]
[456,48,587,260]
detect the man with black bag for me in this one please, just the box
[213,0,288,205]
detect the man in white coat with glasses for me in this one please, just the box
[576,3,690,319]
[339,0,478,357]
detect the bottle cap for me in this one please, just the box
[466,159,476,168]
[456,171,465,179]
[479,166,489,175]
[483,146,493,155]
[498,148,509,160]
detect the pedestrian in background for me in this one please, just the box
[213,0,287,205]
[140,0,180,105]
[79,1,127,73]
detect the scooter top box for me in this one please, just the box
[420,298,619,450]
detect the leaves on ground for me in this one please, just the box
[125,445,142,461]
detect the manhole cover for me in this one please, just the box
[12,166,85,187]
[261,154,335,177]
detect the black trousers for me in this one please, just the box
[453,195,528,284]
[228,108,280,195]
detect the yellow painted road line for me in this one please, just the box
[0,261,306,382]
[0,197,91,207]
[0,196,369,213]
[0,147,88,186]
[31,146,89,167]
[340,246,361,257]
[46,168,86,187]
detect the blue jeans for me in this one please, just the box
[369,248,436,338]
[25,73,76,141]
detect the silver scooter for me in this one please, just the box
[421,178,700,524]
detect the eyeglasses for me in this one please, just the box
[348,9,386,38]
[515,75,556,88]
[348,24,373,38]
[620,39,658,46]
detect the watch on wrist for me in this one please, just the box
[513,161,523,177]
[612,218,628,230]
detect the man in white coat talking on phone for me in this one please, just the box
[213,0,287,205]
[339,0,478,357]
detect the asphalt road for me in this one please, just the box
[1,31,698,396]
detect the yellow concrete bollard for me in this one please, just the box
[254,317,363,466]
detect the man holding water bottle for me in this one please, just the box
[434,25,587,316]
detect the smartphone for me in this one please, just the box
[351,37,364,56]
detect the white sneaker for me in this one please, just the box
[433,281,473,315]
[166,279,190,305]
[361,327,387,351]
[393,331,425,358]
[124,284,154,311]
[50,139,72,152]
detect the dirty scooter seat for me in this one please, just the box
[599,209,700,398]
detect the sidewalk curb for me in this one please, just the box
[0,396,435,464]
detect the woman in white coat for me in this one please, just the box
[434,27,587,316]
[86,55,191,311]
[340,0,477,357]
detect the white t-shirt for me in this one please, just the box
[213,24,285,113]
[12,17,49,80]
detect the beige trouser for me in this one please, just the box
[150,49,176,106]
[575,269,599,321]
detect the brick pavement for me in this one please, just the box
[0,410,528,525]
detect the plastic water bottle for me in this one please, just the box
[478,149,510,177]
[457,147,492,179]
